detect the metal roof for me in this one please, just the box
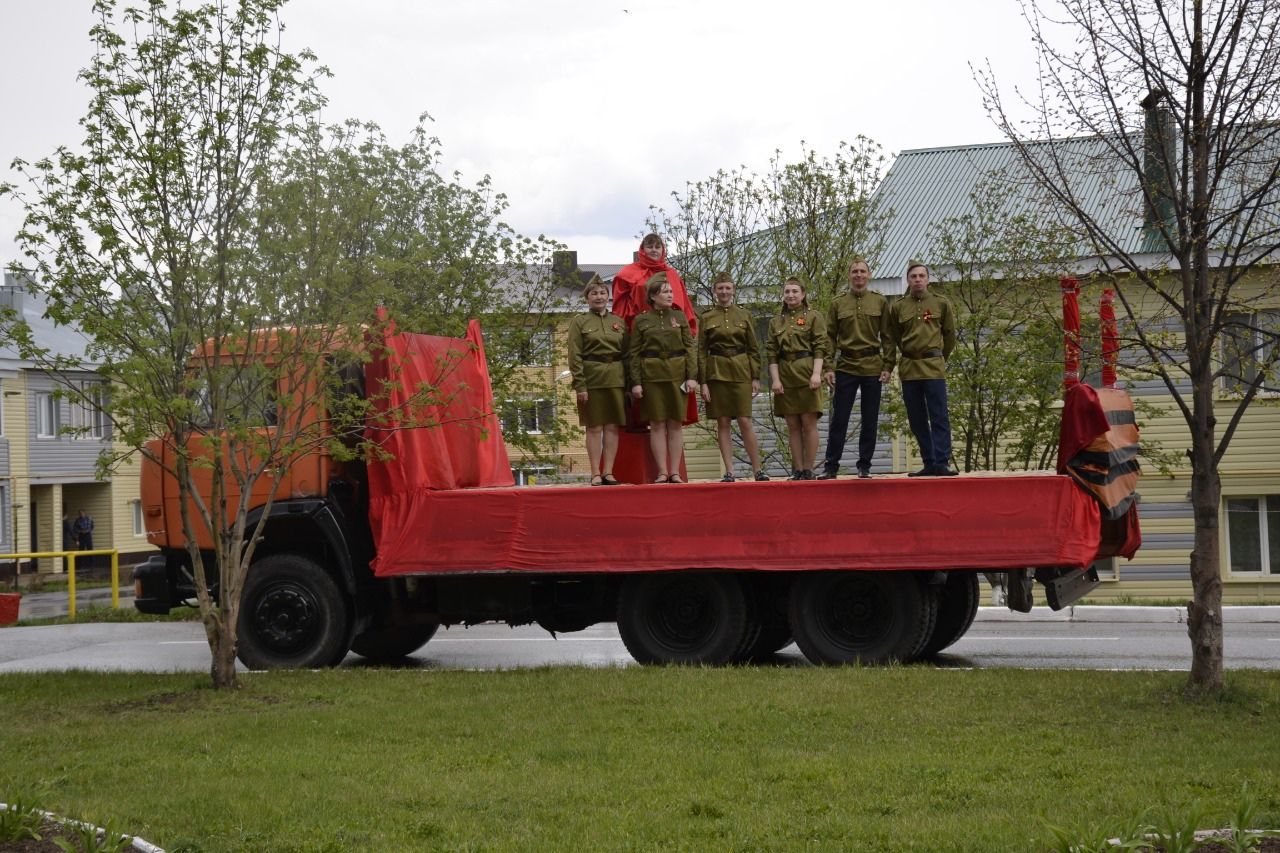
[870,136,1151,290]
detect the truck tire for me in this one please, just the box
[237,554,352,670]
[904,578,941,663]
[617,573,748,665]
[351,622,439,662]
[789,571,930,666]
[918,571,980,657]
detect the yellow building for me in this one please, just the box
[0,274,153,580]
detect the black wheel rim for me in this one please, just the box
[815,576,894,652]
[250,583,322,656]
[649,578,718,653]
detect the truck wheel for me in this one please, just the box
[237,554,352,670]
[919,571,980,657]
[904,579,941,662]
[351,622,439,662]
[617,573,748,665]
[789,571,930,666]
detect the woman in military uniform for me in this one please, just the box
[567,276,629,485]
[767,277,828,480]
[699,271,767,482]
[628,273,697,483]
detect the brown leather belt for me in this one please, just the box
[906,348,944,359]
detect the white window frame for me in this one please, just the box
[131,499,144,537]
[1225,494,1280,577]
[1221,309,1280,397]
[35,392,58,438]
[501,398,555,436]
[520,327,554,367]
[72,382,107,440]
[512,466,555,486]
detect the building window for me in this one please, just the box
[518,328,554,367]
[0,485,7,549]
[72,383,107,439]
[1222,310,1280,395]
[131,500,144,537]
[1225,495,1280,575]
[512,466,555,486]
[36,392,58,437]
[501,398,555,435]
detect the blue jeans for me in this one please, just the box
[823,372,881,473]
[901,378,952,469]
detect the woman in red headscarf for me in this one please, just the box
[613,234,698,334]
[613,234,698,425]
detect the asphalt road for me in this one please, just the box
[2,605,1277,673]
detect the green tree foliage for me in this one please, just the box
[647,139,891,307]
[259,117,573,461]
[923,178,1072,472]
[979,0,1280,692]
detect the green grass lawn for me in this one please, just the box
[2,667,1277,852]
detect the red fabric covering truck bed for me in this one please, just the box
[369,474,1101,577]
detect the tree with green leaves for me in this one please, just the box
[2,0,569,688]
[647,139,891,306]
[915,178,1075,472]
[1,0,371,689]
[979,0,1280,693]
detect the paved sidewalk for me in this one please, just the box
[976,605,1280,623]
[13,586,135,620]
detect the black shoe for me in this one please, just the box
[789,470,804,481]
[907,467,932,477]
[720,472,736,483]
[754,470,770,482]
[932,466,959,477]
[856,467,871,479]
[801,469,815,480]
[816,470,838,480]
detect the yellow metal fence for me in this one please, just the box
[1,550,121,618]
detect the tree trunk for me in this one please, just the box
[209,614,240,690]
[1185,392,1223,694]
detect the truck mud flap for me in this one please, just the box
[1035,566,1101,611]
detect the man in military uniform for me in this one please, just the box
[818,257,890,479]
[886,262,958,477]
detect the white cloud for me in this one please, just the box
[1,0,1038,266]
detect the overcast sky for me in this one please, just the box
[0,0,1042,267]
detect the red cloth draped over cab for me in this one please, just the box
[366,320,513,574]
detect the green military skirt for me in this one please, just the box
[705,379,753,419]
[577,387,625,428]
[772,384,823,417]
[640,380,688,423]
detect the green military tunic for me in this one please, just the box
[628,307,697,423]
[826,289,890,376]
[767,305,829,416]
[886,290,956,381]
[698,304,760,419]
[567,309,629,427]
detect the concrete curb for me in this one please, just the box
[975,605,1280,623]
